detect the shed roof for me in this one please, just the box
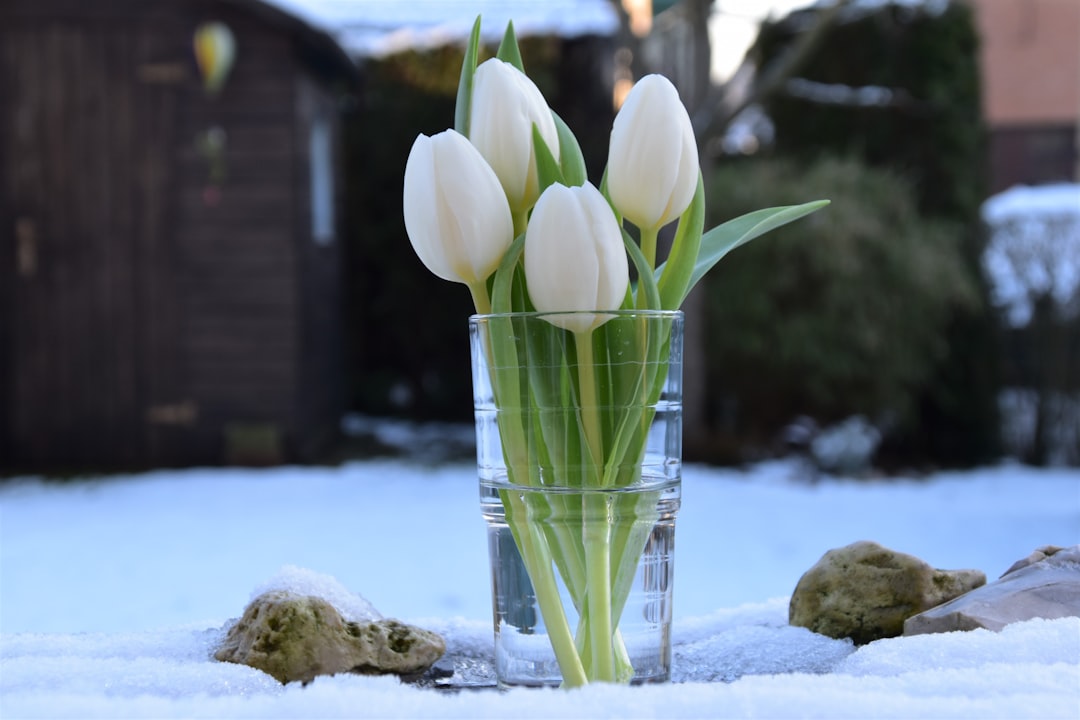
[258,0,620,59]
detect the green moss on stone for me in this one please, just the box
[385,621,415,654]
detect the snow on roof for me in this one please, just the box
[982,183,1080,224]
[259,0,619,59]
[981,183,1080,327]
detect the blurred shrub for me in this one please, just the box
[701,156,977,461]
[750,0,1001,466]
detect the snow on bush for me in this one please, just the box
[982,183,1080,328]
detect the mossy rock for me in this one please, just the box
[214,590,445,684]
[789,541,985,645]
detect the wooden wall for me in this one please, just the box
[292,75,344,461]
[179,3,302,464]
[1,13,181,468]
[0,0,349,471]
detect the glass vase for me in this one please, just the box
[470,310,683,688]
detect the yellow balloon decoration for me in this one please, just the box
[193,22,236,95]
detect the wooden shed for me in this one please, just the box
[0,0,357,471]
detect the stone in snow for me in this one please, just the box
[789,540,985,645]
[214,590,445,684]
[904,545,1080,636]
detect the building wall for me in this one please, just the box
[968,0,1080,191]
[988,123,1078,193]
[969,0,1079,126]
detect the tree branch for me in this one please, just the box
[695,0,855,139]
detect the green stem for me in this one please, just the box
[503,490,589,688]
[573,330,604,478]
[513,210,529,239]
[468,281,491,315]
[640,227,659,268]
[583,493,615,681]
[573,329,618,681]
[637,227,659,309]
[487,316,586,685]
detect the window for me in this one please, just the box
[309,112,334,245]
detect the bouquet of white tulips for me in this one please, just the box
[403,18,826,687]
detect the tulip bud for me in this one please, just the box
[606,74,698,232]
[469,59,560,215]
[403,129,514,287]
[524,183,629,333]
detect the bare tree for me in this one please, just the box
[605,0,851,453]
[608,0,854,137]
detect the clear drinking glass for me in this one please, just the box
[471,310,683,687]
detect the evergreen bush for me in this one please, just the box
[702,157,977,462]
[750,1,1001,465]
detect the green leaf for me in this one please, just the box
[623,229,661,311]
[491,231,526,314]
[552,112,587,187]
[533,124,565,192]
[454,16,482,137]
[656,200,830,301]
[496,21,525,72]
[656,173,705,310]
[598,168,624,227]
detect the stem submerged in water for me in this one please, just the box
[583,492,616,681]
[501,489,588,688]
[574,330,619,682]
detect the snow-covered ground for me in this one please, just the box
[1,458,1078,718]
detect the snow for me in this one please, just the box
[785,78,898,106]
[982,183,1080,327]
[1000,388,1080,467]
[258,0,619,58]
[252,566,382,622]
[984,184,1080,224]
[1,456,1079,718]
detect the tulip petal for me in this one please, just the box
[525,183,629,332]
[607,74,699,231]
[404,135,454,281]
[470,59,559,213]
[403,130,513,286]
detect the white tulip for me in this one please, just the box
[606,74,698,231]
[524,183,629,333]
[403,129,514,287]
[469,59,560,215]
